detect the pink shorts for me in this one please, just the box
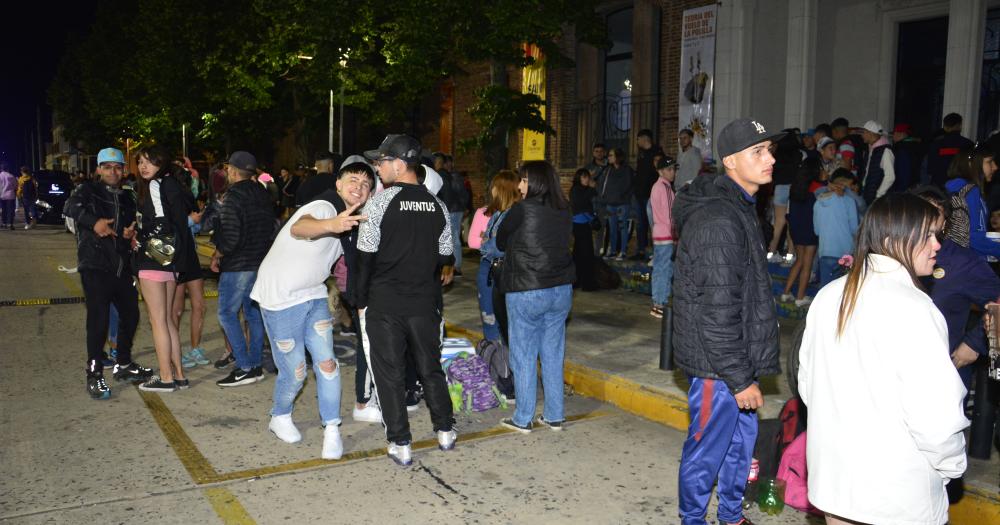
[138,270,176,282]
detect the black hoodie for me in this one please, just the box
[671,173,780,393]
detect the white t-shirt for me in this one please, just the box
[250,200,344,311]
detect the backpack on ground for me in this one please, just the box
[945,183,975,248]
[477,338,514,400]
[776,431,820,515]
[756,396,807,479]
[444,353,500,412]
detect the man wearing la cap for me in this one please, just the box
[672,119,782,525]
[858,120,896,205]
[213,151,276,387]
[64,147,154,399]
[355,134,457,467]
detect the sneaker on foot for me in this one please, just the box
[101,353,115,369]
[779,293,794,303]
[352,403,383,423]
[650,305,663,319]
[191,347,210,365]
[181,350,199,369]
[138,376,176,392]
[387,442,412,467]
[322,424,343,460]
[87,373,111,400]
[268,414,302,443]
[536,417,564,431]
[794,296,813,308]
[214,352,235,369]
[217,366,264,387]
[175,378,190,390]
[405,389,421,413]
[437,429,457,451]
[113,362,154,383]
[500,418,532,434]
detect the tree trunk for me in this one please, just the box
[486,60,510,178]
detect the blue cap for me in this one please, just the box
[97,148,125,165]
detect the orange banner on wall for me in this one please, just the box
[521,43,546,161]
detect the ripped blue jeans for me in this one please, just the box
[261,298,342,425]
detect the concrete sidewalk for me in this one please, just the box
[443,249,1000,523]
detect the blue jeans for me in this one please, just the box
[819,256,840,287]
[262,299,341,425]
[20,198,37,224]
[652,244,674,306]
[450,211,464,271]
[218,271,264,371]
[477,258,501,341]
[108,303,119,345]
[506,284,572,427]
[606,204,631,256]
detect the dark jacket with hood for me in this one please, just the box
[496,195,576,293]
[135,174,200,275]
[216,178,276,272]
[63,180,137,277]
[671,173,780,393]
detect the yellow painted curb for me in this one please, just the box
[202,487,257,525]
[443,322,1000,525]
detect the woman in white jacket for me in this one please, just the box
[798,193,969,525]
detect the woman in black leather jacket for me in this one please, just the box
[134,146,199,392]
[496,160,575,433]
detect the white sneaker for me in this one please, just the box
[268,414,302,443]
[352,403,383,423]
[795,296,813,308]
[780,293,794,303]
[437,429,457,451]
[387,442,412,466]
[322,424,343,460]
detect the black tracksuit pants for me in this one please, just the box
[360,308,454,444]
[80,269,139,373]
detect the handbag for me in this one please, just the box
[144,233,176,266]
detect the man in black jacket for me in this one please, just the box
[294,151,340,207]
[672,119,782,525]
[356,134,456,467]
[633,129,664,259]
[212,151,276,387]
[64,147,153,399]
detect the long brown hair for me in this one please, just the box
[486,170,520,215]
[836,193,940,337]
[135,145,179,205]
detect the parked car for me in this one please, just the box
[32,170,74,225]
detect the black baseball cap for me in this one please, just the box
[226,151,258,172]
[655,156,677,170]
[716,119,786,160]
[364,134,422,165]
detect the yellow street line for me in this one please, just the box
[210,410,610,483]
[137,390,220,484]
[202,487,257,525]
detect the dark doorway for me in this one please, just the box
[893,17,948,141]
[978,8,1000,140]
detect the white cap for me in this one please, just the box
[818,136,835,149]
[862,120,884,134]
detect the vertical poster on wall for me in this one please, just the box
[678,4,717,165]
[521,43,546,161]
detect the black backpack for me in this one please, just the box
[476,338,514,399]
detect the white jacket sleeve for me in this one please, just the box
[877,150,895,198]
[894,302,969,479]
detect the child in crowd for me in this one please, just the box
[814,169,860,286]
[649,156,677,318]
[990,207,1000,232]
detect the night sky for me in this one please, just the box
[1,1,96,171]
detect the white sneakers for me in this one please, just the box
[437,429,457,451]
[795,296,813,308]
[270,415,343,460]
[352,402,383,423]
[780,293,794,303]
[268,414,302,443]
[387,442,413,466]
[322,424,343,460]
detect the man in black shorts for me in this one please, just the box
[356,134,456,466]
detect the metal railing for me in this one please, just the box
[556,93,660,170]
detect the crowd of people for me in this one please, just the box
[57,105,998,523]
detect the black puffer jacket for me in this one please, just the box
[136,174,199,275]
[671,173,780,393]
[63,181,136,276]
[216,179,276,272]
[496,196,575,293]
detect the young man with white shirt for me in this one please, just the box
[249,185,366,459]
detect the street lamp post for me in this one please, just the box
[338,49,349,156]
[328,89,334,154]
